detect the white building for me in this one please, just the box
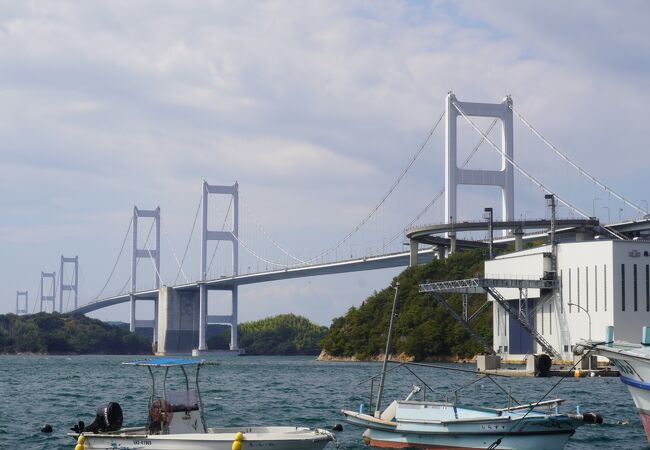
[486,240,650,360]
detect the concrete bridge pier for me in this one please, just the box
[156,287,199,355]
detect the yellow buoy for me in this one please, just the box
[77,435,86,445]
[75,444,84,450]
[232,431,245,450]
[574,369,581,378]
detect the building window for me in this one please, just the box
[646,265,649,312]
[622,264,626,312]
[634,264,638,312]
[497,307,500,336]
[569,268,572,313]
[503,345,508,352]
[585,266,589,312]
[564,345,570,353]
[603,264,607,311]
[556,270,560,312]
[595,265,598,312]
[577,267,581,312]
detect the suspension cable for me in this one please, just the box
[207,195,234,275]
[382,119,500,250]
[230,232,297,269]
[240,194,306,264]
[135,209,164,287]
[455,102,627,241]
[301,110,446,264]
[116,213,157,295]
[174,194,202,285]
[163,225,188,284]
[453,101,589,218]
[94,217,133,300]
[513,106,644,214]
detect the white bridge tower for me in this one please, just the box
[445,92,514,231]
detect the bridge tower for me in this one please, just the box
[198,181,239,352]
[445,92,514,235]
[40,271,56,312]
[130,206,161,341]
[16,290,28,315]
[59,255,79,312]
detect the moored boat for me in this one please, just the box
[576,326,650,444]
[342,392,599,450]
[342,283,602,450]
[69,358,333,450]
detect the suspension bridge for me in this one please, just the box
[15,92,650,355]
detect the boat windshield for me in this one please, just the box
[123,358,216,434]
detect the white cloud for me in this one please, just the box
[1,1,649,326]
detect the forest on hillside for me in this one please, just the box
[320,249,492,360]
[0,312,153,354]
[208,313,327,355]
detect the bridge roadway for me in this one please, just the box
[73,248,437,315]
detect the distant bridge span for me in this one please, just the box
[74,248,436,315]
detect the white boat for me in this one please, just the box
[69,358,333,450]
[576,326,650,445]
[342,284,601,450]
[342,386,600,450]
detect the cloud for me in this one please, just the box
[1,1,649,325]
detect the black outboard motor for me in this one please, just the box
[85,402,123,433]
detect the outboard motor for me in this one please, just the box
[84,402,123,433]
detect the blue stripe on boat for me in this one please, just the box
[621,375,650,391]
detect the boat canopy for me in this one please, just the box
[123,358,207,367]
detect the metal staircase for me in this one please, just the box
[483,286,561,358]
[430,292,496,355]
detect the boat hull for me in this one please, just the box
[591,344,650,444]
[342,405,581,450]
[72,426,333,450]
[363,427,574,450]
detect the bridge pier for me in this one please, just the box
[156,287,199,355]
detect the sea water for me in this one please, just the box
[0,355,646,450]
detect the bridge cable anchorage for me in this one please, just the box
[162,225,188,284]
[94,217,133,300]
[135,209,165,287]
[206,194,234,276]
[174,193,202,285]
[453,101,621,236]
[512,106,645,215]
[240,193,306,264]
[301,109,446,264]
[384,118,500,249]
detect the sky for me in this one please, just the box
[1,1,649,326]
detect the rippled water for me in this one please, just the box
[0,355,647,449]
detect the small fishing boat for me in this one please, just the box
[342,388,600,450]
[342,284,602,450]
[576,325,650,444]
[69,358,333,450]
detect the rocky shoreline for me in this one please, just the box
[316,350,476,363]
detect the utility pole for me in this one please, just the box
[545,194,557,273]
[484,207,494,259]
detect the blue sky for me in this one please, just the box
[1,1,649,325]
